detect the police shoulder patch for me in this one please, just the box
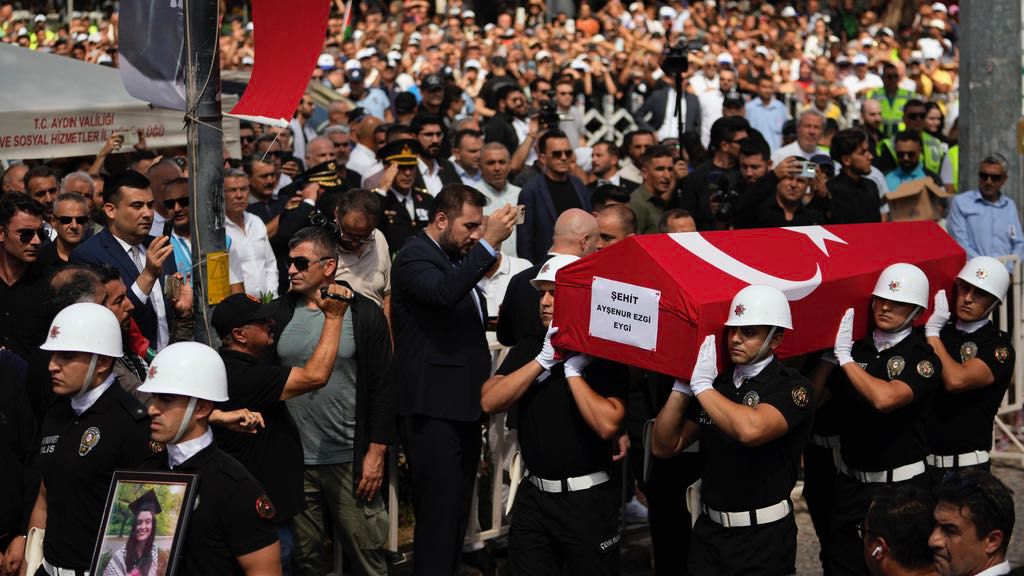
[255,494,276,520]
[79,426,101,456]
[916,360,935,378]
[791,386,810,408]
[995,346,1010,363]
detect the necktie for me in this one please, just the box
[130,245,145,273]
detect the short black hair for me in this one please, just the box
[592,141,620,158]
[591,184,631,211]
[598,203,637,235]
[104,170,151,206]
[411,113,445,135]
[23,164,60,189]
[453,129,483,150]
[903,98,927,112]
[865,485,936,570]
[739,137,771,162]
[830,128,869,165]
[537,129,570,155]
[93,263,122,284]
[658,208,695,232]
[0,193,45,227]
[288,225,340,260]
[385,123,415,143]
[709,116,750,152]
[640,144,675,167]
[934,469,1015,554]
[893,130,922,147]
[335,188,382,222]
[622,129,655,152]
[429,182,487,222]
[495,84,524,103]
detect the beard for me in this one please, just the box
[439,226,466,259]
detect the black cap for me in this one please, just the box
[304,160,343,191]
[129,489,162,515]
[347,106,368,124]
[348,68,365,84]
[211,293,276,337]
[395,91,418,114]
[421,73,444,91]
[722,92,745,109]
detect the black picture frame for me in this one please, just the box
[89,470,198,576]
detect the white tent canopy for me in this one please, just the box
[0,43,238,160]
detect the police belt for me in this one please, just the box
[42,558,89,576]
[927,450,990,469]
[838,459,926,483]
[701,499,792,528]
[809,434,840,449]
[526,470,610,493]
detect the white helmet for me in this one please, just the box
[139,342,229,402]
[40,302,122,357]
[872,263,929,308]
[530,254,581,289]
[956,256,1010,302]
[724,285,793,329]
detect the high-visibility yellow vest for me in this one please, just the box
[948,144,959,193]
[868,88,914,139]
[879,132,946,175]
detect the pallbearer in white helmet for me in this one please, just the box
[822,262,942,574]
[139,342,282,575]
[651,285,814,575]
[923,256,1014,480]
[20,303,153,576]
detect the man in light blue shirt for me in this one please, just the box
[948,154,1024,261]
[745,77,790,152]
[884,131,940,191]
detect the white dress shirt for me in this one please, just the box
[71,373,116,415]
[349,142,383,182]
[225,212,279,298]
[112,233,170,350]
[167,428,214,469]
[418,158,445,196]
[479,180,522,257]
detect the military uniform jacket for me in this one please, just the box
[687,359,814,512]
[832,330,940,472]
[35,381,151,568]
[378,187,434,256]
[143,443,279,575]
[928,321,1015,456]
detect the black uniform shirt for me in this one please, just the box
[216,349,303,520]
[928,321,1014,455]
[36,381,151,568]
[0,361,35,547]
[495,335,628,479]
[834,330,940,471]
[144,443,279,575]
[379,188,434,256]
[687,359,814,511]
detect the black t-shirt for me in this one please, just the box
[834,330,940,471]
[546,176,582,217]
[928,321,1015,455]
[686,359,814,511]
[820,172,882,224]
[752,194,824,228]
[495,335,628,479]
[36,382,152,568]
[143,444,279,575]
[216,349,302,520]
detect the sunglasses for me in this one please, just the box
[7,227,47,244]
[979,172,1004,182]
[339,231,376,245]
[896,151,918,159]
[56,216,89,225]
[287,255,333,271]
[905,112,925,120]
[163,197,191,210]
[548,150,573,159]
[240,135,255,143]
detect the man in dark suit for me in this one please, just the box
[391,184,518,575]
[70,171,176,350]
[633,81,702,141]
[413,114,462,196]
[516,130,592,264]
[373,139,435,257]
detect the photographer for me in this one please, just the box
[751,157,826,228]
[678,116,749,230]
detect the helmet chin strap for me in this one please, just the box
[892,306,921,332]
[76,353,99,399]
[170,397,198,445]
[751,326,778,364]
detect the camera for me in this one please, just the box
[537,89,574,128]
[661,42,689,76]
[707,174,741,221]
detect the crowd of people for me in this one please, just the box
[1,0,1023,575]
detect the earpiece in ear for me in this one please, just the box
[872,546,883,558]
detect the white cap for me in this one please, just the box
[536,50,552,61]
[780,6,797,17]
[929,18,945,30]
[317,53,337,69]
[931,2,947,12]
[957,256,1011,303]
[724,285,793,329]
[241,55,255,66]
[464,58,482,70]
[87,31,103,43]
[41,303,123,357]
[754,45,770,58]
[531,255,581,288]
[463,9,476,18]
[716,52,734,65]
[74,32,88,42]
[96,53,113,64]
[344,58,362,71]
[245,21,254,31]
[852,53,869,65]
[356,47,377,60]
[628,1,644,13]
[872,263,929,308]
[570,58,591,73]
[659,6,678,19]
[34,14,46,23]
[139,342,229,402]
[590,33,606,43]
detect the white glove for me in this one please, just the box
[690,335,719,396]
[925,289,950,338]
[672,379,694,397]
[834,308,855,366]
[535,325,560,370]
[564,353,593,379]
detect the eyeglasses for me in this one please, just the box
[896,151,918,159]
[32,186,58,198]
[548,150,573,159]
[979,171,1004,182]
[854,523,881,540]
[287,255,333,271]
[56,216,89,225]
[163,197,191,210]
[6,226,47,244]
[905,112,925,120]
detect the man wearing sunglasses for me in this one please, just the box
[144,157,183,237]
[884,131,943,192]
[876,99,946,175]
[38,192,90,269]
[947,154,1024,263]
[0,193,49,360]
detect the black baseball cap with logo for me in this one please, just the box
[211,293,276,337]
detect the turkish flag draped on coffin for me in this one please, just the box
[551,222,965,380]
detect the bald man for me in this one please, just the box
[496,208,599,347]
[596,204,637,250]
[349,115,384,181]
[2,164,28,195]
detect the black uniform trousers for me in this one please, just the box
[802,443,838,576]
[688,513,798,576]
[401,415,481,575]
[648,452,702,575]
[826,472,930,576]
[508,480,620,576]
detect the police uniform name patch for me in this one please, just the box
[742,391,760,407]
[960,341,978,362]
[916,360,935,378]
[791,386,809,407]
[79,426,101,456]
[886,356,905,379]
[255,494,276,520]
[995,346,1009,363]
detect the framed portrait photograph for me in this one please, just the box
[90,471,198,576]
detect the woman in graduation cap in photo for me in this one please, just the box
[103,490,168,576]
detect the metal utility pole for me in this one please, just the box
[959,1,1022,205]
[183,0,226,345]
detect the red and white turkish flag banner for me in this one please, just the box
[551,222,965,380]
[227,0,330,127]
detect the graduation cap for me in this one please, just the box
[128,489,162,516]
[377,138,421,166]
